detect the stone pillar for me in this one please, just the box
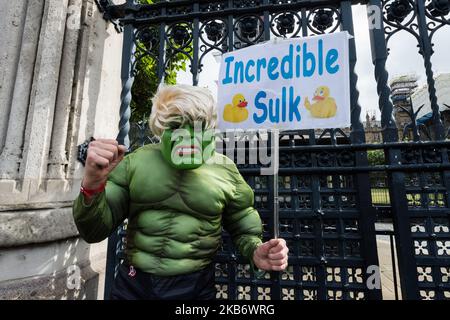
[0,0,123,299]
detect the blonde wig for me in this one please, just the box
[149,84,217,136]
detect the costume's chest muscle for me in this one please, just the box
[127,150,232,216]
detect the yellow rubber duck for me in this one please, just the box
[223,94,249,123]
[304,86,337,118]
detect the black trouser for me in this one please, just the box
[110,263,216,300]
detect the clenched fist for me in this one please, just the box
[253,238,289,271]
[82,138,127,191]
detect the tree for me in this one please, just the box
[367,149,385,166]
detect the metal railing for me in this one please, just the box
[85,0,450,300]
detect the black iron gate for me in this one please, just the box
[91,0,450,300]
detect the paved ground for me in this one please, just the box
[375,223,402,300]
[377,236,402,300]
[88,240,107,300]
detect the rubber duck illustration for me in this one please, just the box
[223,94,249,123]
[304,86,337,118]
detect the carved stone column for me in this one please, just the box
[0,0,123,299]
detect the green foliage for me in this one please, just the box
[367,149,385,166]
[130,0,189,122]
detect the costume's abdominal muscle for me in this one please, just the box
[73,85,263,278]
[120,144,260,276]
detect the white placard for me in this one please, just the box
[217,32,351,131]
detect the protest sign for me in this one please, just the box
[217,32,351,131]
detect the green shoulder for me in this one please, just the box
[208,152,241,176]
[118,143,164,178]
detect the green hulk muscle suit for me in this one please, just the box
[72,84,288,299]
[73,143,263,276]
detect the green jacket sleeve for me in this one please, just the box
[72,155,130,243]
[223,163,264,276]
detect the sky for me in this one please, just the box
[177,4,450,121]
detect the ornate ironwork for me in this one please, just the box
[204,20,226,42]
[399,98,432,141]
[307,6,341,35]
[133,25,160,77]
[312,8,336,31]
[95,0,126,32]
[199,19,228,74]
[427,0,450,17]
[383,0,419,50]
[386,0,414,22]
[90,0,450,301]
[76,137,95,166]
[382,0,448,139]
[275,13,296,35]
[270,11,302,38]
[234,15,265,47]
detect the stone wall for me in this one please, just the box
[0,0,123,299]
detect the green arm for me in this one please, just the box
[72,155,130,243]
[222,164,264,277]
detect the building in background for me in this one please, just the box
[412,73,450,138]
[363,111,382,144]
[390,74,419,140]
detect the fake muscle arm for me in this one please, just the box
[222,164,264,275]
[72,155,130,243]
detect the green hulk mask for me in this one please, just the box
[160,123,216,170]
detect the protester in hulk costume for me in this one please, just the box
[72,84,289,300]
